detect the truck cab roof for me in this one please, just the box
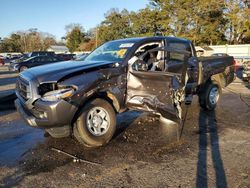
[112,36,192,44]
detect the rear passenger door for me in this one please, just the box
[51,57,61,63]
[166,40,192,73]
[41,56,55,64]
[32,57,43,67]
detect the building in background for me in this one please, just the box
[210,44,250,57]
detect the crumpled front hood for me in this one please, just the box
[20,60,115,83]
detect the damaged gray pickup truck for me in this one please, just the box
[15,36,235,147]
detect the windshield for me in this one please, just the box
[27,53,33,58]
[84,41,134,62]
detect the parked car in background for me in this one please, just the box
[27,51,55,58]
[234,57,250,69]
[9,52,57,65]
[211,53,229,57]
[9,55,22,61]
[74,52,90,60]
[0,57,5,66]
[9,54,28,64]
[56,53,75,61]
[3,54,22,64]
[9,55,63,72]
[74,54,88,61]
[242,61,250,82]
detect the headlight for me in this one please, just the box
[41,88,75,102]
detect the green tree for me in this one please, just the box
[98,9,133,43]
[0,30,57,53]
[225,0,250,44]
[149,0,227,45]
[130,7,166,37]
[190,0,227,45]
[96,1,229,46]
[77,38,96,51]
[65,24,86,52]
[0,33,22,52]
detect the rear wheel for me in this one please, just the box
[199,81,221,110]
[73,98,116,148]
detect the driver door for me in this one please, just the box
[126,47,190,122]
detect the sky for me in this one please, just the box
[0,0,149,40]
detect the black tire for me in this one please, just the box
[199,81,222,111]
[73,98,116,148]
[19,66,28,72]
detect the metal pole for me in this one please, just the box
[96,28,98,48]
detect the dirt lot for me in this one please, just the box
[0,65,249,187]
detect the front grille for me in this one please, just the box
[16,76,31,101]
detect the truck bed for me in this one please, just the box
[198,56,234,69]
[197,56,235,86]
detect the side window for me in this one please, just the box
[133,41,165,71]
[40,57,48,63]
[49,57,57,62]
[48,57,56,62]
[168,42,191,62]
[34,57,41,62]
[46,57,53,62]
[166,41,191,73]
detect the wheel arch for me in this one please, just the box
[198,72,225,94]
[211,73,226,88]
[18,65,28,72]
[71,91,121,126]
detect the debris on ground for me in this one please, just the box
[51,148,101,166]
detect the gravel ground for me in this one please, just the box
[0,65,249,187]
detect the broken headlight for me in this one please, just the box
[41,87,75,102]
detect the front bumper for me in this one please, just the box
[15,98,77,128]
[8,65,18,71]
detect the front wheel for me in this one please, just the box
[19,66,28,72]
[199,81,222,110]
[73,98,116,148]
